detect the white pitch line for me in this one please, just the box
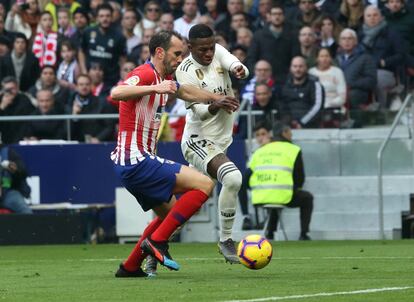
[222,286,414,302]
[0,256,413,263]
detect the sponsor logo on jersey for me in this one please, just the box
[195,69,204,80]
[201,82,208,88]
[125,75,140,86]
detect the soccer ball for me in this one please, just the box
[237,234,273,270]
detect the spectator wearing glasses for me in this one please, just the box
[241,60,275,105]
[134,1,161,41]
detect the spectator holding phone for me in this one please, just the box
[5,0,41,41]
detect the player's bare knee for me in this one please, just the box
[198,175,214,196]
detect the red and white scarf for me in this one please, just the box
[32,31,58,67]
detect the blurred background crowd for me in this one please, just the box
[0,0,413,145]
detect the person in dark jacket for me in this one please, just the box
[245,121,313,240]
[247,5,298,85]
[24,89,66,141]
[0,143,32,213]
[0,33,40,92]
[0,76,34,144]
[236,82,278,139]
[28,65,71,111]
[280,56,325,128]
[68,74,115,142]
[384,0,414,67]
[337,28,377,127]
[359,5,405,108]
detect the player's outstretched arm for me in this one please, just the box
[178,84,239,111]
[110,80,178,101]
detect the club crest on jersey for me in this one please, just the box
[216,67,224,75]
[195,69,204,80]
[108,39,114,47]
[125,76,140,86]
[89,31,96,43]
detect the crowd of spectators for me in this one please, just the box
[0,0,413,144]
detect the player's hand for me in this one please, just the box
[155,80,178,94]
[211,96,239,114]
[232,65,246,79]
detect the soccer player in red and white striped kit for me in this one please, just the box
[110,30,239,277]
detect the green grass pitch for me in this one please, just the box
[1,240,413,302]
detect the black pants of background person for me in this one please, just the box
[264,189,313,240]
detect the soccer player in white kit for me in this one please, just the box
[177,24,249,263]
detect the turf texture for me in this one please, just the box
[0,240,413,301]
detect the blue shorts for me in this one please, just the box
[114,155,182,211]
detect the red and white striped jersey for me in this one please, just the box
[111,63,171,166]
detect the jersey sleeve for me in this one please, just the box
[176,64,201,109]
[215,43,241,72]
[122,66,155,87]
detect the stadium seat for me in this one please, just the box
[262,204,288,241]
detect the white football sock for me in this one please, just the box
[217,162,242,242]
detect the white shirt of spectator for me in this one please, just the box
[309,65,347,110]
[173,13,201,39]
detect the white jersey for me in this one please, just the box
[176,43,248,151]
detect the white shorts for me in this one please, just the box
[181,137,224,175]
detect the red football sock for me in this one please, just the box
[151,190,209,242]
[123,217,162,272]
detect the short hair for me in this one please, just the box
[96,3,113,15]
[230,43,247,53]
[57,7,70,15]
[1,76,18,86]
[36,88,54,99]
[273,122,291,138]
[73,7,90,23]
[255,81,270,91]
[76,73,91,82]
[253,120,272,133]
[41,65,56,73]
[40,11,52,18]
[149,30,182,56]
[271,4,284,12]
[188,24,214,41]
[14,32,27,43]
[60,40,75,51]
[340,28,358,40]
[89,61,104,70]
